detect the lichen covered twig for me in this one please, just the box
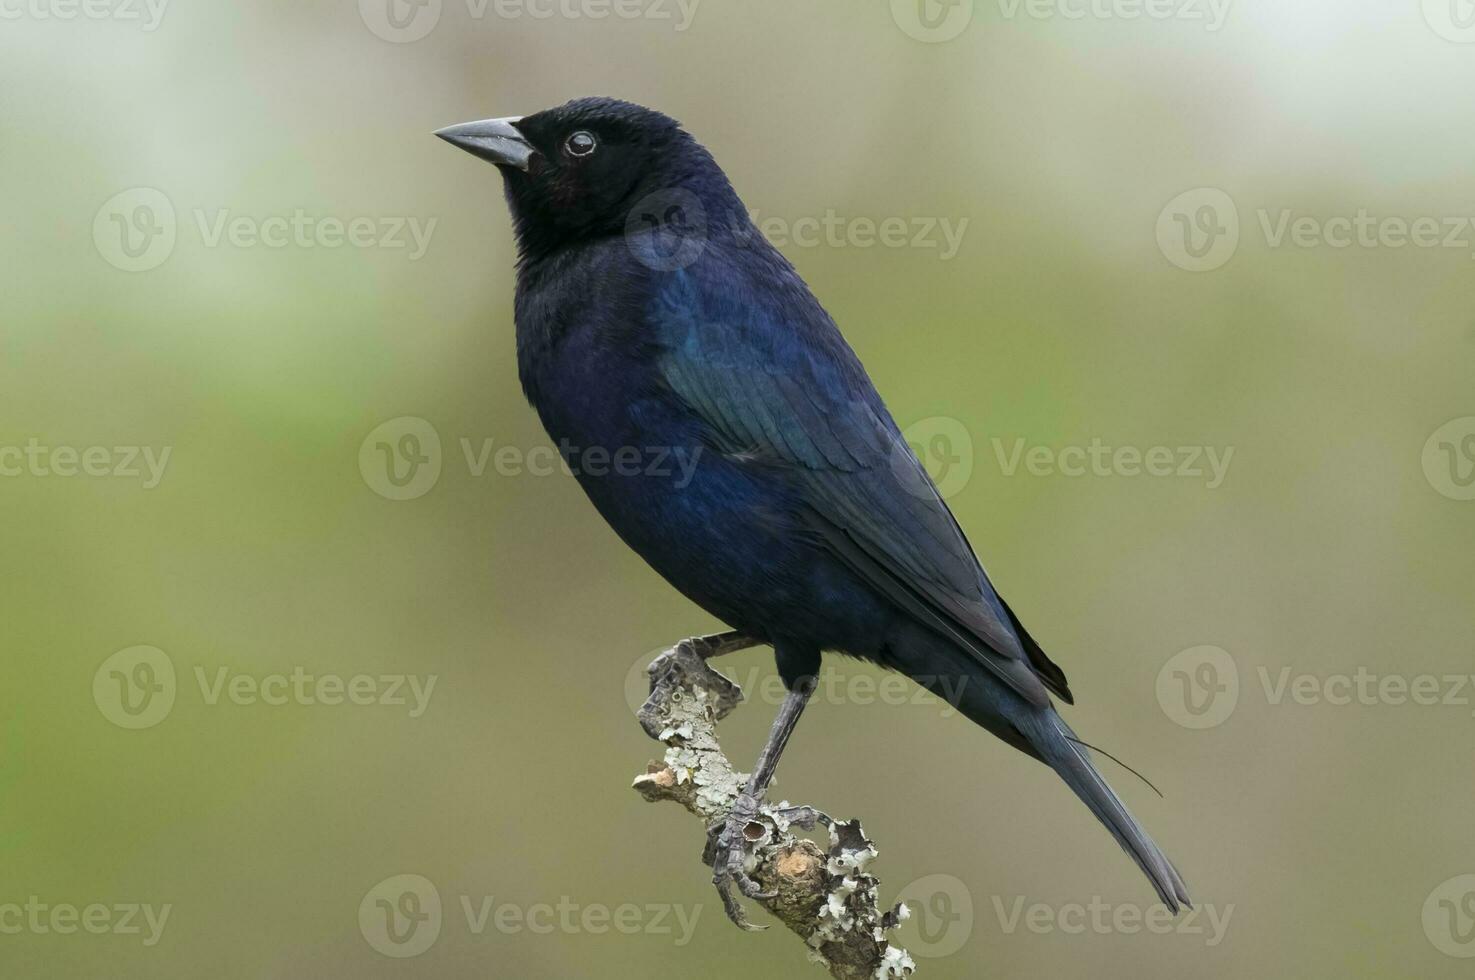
[631,636,916,979]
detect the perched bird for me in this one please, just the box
[436,97,1189,924]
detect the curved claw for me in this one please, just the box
[728,850,776,901]
[713,872,767,931]
[709,794,775,927]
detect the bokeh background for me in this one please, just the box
[4,0,1474,976]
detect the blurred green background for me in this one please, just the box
[4,0,1474,977]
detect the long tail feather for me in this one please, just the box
[1027,714,1191,911]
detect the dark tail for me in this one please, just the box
[1024,712,1191,911]
[886,621,1190,909]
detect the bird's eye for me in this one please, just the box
[565,131,597,157]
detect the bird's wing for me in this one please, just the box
[651,271,1070,706]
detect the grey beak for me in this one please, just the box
[434,116,534,171]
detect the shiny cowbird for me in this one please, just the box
[436,97,1189,924]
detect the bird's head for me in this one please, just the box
[436,97,742,263]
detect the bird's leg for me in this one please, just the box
[707,673,816,928]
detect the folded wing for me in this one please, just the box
[652,274,1071,706]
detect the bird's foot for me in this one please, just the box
[705,791,774,930]
[686,630,755,661]
[769,802,828,834]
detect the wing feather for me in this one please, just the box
[651,272,1069,705]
